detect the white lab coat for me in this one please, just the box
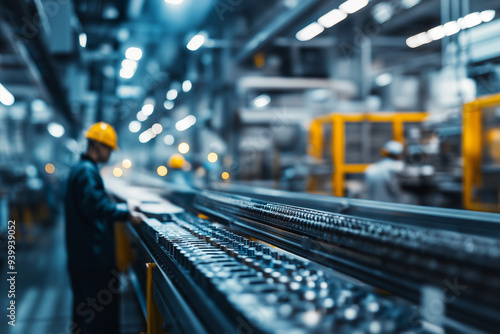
[364,158,404,203]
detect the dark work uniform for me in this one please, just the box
[65,154,129,334]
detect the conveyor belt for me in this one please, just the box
[108,181,500,333]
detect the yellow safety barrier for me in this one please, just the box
[308,112,429,197]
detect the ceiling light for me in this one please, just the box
[461,12,482,29]
[157,166,168,176]
[400,0,420,9]
[407,10,495,49]
[152,123,163,134]
[427,25,446,40]
[296,22,324,41]
[375,73,393,86]
[416,31,431,45]
[129,120,141,133]
[318,9,348,28]
[122,159,132,169]
[252,94,271,108]
[113,167,123,177]
[0,83,15,106]
[178,142,190,154]
[480,10,495,23]
[339,0,369,14]
[165,0,184,4]
[119,67,135,79]
[443,21,460,36]
[164,134,175,145]
[164,100,175,110]
[182,80,192,92]
[139,130,152,143]
[79,33,87,48]
[166,89,178,100]
[121,59,137,70]
[207,152,218,163]
[45,163,55,174]
[142,103,154,116]
[48,122,65,138]
[125,47,143,61]
[372,3,392,24]
[137,111,147,122]
[187,34,205,51]
[175,115,197,131]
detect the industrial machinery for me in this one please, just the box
[307,112,429,197]
[108,180,500,334]
[463,92,500,212]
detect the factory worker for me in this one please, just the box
[65,122,142,334]
[365,140,405,203]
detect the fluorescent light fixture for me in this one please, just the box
[137,111,147,122]
[252,94,271,108]
[375,73,393,87]
[0,83,15,106]
[462,12,482,29]
[443,21,460,36]
[296,22,324,41]
[119,67,135,79]
[164,0,184,4]
[121,59,137,70]
[166,89,178,100]
[427,25,446,41]
[129,120,141,133]
[416,31,431,45]
[152,123,163,134]
[187,34,205,51]
[142,103,154,116]
[339,0,369,14]
[139,130,153,143]
[79,33,87,48]
[164,100,175,110]
[164,134,174,145]
[125,47,143,61]
[182,80,192,92]
[48,122,65,138]
[401,0,420,9]
[175,115,197,131]
[407,10,496,48]
[318,9,348,28]
[406,33,426,48]
[480,10,495,23]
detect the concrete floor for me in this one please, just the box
[1,213,145,334]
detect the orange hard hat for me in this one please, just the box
[85,122,119,150]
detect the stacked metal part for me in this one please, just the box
[136,216,416,334]
[192,192,500,330]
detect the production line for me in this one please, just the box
[108,181,500,334]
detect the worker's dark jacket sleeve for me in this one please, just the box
[65,155,128,272]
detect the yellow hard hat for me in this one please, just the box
[85,122,119,150]
[168,153,185,169]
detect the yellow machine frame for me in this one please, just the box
[308,112,429,197]
[463,93,500,212]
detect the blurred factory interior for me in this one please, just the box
[1,0,500,333]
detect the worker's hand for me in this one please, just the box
[128,211,143,225]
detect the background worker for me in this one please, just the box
[64,122,142,334]
[365,140,405,203]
